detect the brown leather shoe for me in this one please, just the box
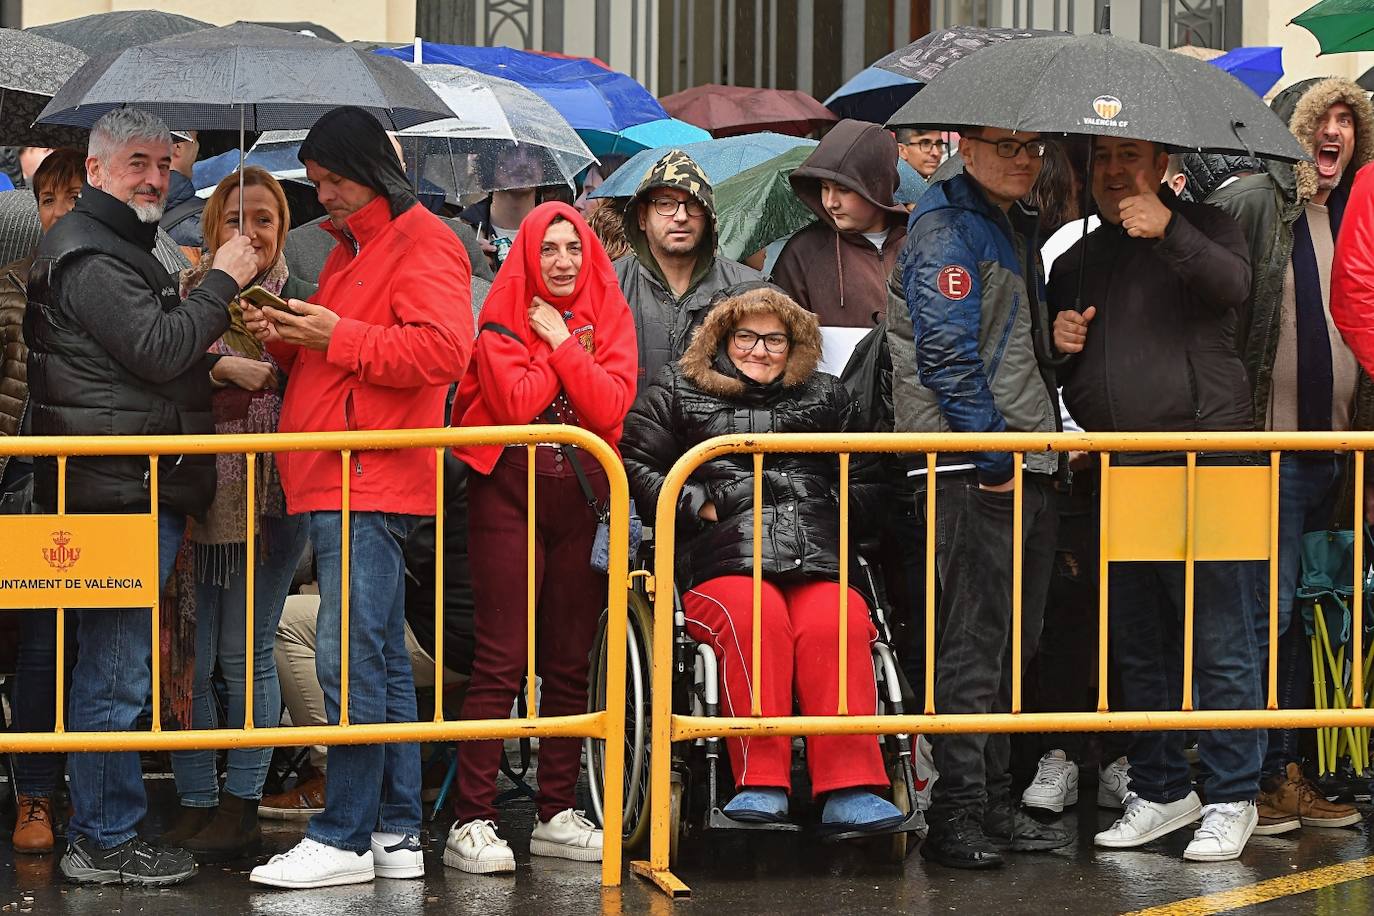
[1260,763,1362,828]
[259,772,326,821]
[1253,799,1300,836]
[12,794,55,854]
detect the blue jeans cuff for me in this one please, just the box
[376,822,420,839]
[305,828,370,854]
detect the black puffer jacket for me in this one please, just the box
[622,287,883,590]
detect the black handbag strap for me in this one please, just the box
[564,444,600,510]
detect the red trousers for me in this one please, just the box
[681,575,887,796]
[457,447,607,823]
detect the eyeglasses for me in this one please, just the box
[962,135,1049,160]
[650,196,707,218]
[732,329,790,354]
[907,138,947,153]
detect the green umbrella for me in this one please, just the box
[1292,0,1374,55]
[713,145,817,262]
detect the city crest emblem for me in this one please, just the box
[42,530,81,572]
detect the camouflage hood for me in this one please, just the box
[622,149,718,295]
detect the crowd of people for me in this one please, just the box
[3,63,1374,892]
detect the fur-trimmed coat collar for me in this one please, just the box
[1286,77,1374,202]
[678,288,822,398]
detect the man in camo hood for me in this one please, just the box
[615,149,760,396]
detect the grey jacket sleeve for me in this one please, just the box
[61,253,236,384]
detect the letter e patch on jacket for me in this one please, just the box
[937,265,972,301]
[572,324,595,355]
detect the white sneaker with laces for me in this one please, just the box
[1021,750,1080,813]
[249,837,374,889]
[1184,801,1257,862]
[371,831,424,879]
[443,819,515,875]
[1094,791,1202,849]
[1098,757,1131,810]
[530,809,603,862]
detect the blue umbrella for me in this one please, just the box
[589,132,816,200]
[1210,46,1284,97]
[894,158,930,206]
[376,41,666,134]
[579,117,711,159]
[824,67,919,124]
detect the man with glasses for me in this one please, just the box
[887,125,1067,868]
[614,149,760,396]
[896,128,947,179]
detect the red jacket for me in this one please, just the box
[272,196,474,514]
[1333,163,1374,376]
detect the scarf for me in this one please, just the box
[1292,181,1348,431]
[298,106,418,220]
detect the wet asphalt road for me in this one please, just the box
[3,775,1373,915]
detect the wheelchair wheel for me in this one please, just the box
[585,588,655,849]
[888,763,912,863]
[668,773,684,867]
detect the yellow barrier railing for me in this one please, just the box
[632,431,1374,898]
[0,426,630,887]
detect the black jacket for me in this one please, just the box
[1049,190,1253,433]
[25,184,236,515]
[621,289,882,590]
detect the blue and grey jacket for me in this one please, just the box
[885,172,1058,485]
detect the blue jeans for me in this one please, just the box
[170,514,307,805]
[305,510,422,853]
[67,511,187,849]
[1264,453,1343,773]
[1110,559,1266,804]
[12,609,78,796]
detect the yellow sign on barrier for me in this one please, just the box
[0,514,159,607]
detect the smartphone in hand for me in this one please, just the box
[240,285,303,316]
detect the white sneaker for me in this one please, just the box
[1184,801,1257,862]
[1022,750,1080,813]
[249,837,374,889]
[443,819,515,875]
[371,831,424,879]
[1098,757,1131,810]
[1094,791,1202,849]
[529,809,603,862]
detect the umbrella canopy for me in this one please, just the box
[28,10,210,56]
[662,84,836,137]
[251,21,345,43]
[1211,45,1284,97]
[0,27,89,148]
[887,31,1308,161]
[580,117,711,159]
[589,132,817,200]
[713,145,817,261]
[823,66,920,124]
[1292,0,1374,55]
[894,158,931,206]
[376,41,666,133]
[38,22,450,132]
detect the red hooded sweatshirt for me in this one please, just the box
[452,202,638,474]
[271,195,474,515]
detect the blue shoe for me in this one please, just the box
[820,789,906,835]
[722,788,789,824]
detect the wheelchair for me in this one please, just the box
[584,536,926,867]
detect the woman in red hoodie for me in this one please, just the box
[447,202,637,875]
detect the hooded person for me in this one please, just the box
[770,119,909,327]
[615,149,760,397]
[240,105,474,890]
[1209,78,1374,836]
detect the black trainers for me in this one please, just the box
[60,834,197,886]
[920,812,1004,869]
[984,798,1074,852]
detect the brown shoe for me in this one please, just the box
[1253,800,1300,836]
[12,795,55,854]
[1261,763,1363,828]
[259,773,326,821]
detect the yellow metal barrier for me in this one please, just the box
[0,425,630,887]
[631,431,1374,898]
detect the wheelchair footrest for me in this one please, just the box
[707,807,803,833]
[817,809,927,844]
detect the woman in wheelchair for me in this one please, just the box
[621,285,905,835]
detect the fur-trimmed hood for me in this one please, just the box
[679,286,822,398]
[1275,76,1374,202]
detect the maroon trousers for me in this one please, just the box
[456,446,608,824]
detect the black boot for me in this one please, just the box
[159,804,216,846]
[182,794,261,862]
[920,810,1004,869]
[984,797,1074,852]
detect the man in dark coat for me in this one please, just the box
[1052,134,1264,863]
[26,108,257,886]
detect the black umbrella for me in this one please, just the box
[0,27,88,148]
[887,30,1308,162]
[28,10,211,57]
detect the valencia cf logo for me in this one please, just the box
[1093,95,1123,120]
[42,530,81,571]
[937,265,972,301]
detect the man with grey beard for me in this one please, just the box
[24,107,257,886]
